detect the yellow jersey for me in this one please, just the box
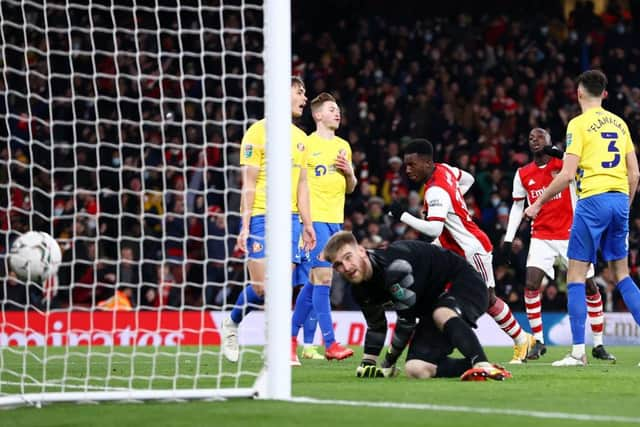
[306,132,352,223]
[566,107,635,199]
[240,119,308,216]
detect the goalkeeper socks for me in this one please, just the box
[435,357,472,378]
[617,276,640,325]
[442,316,488,365]
[230,284,264,325]
[303,310,318,345]
[586,291,604,347]
[312,285,336,348]
[567,282,587,346]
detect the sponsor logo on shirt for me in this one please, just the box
[244,144,253,158]
[315,165,328,176]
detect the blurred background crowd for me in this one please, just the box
[1,0,639,312]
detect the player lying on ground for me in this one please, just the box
[324,231,512,381]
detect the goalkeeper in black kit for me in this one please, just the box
[323,231,511,381]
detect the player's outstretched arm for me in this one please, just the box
[542,145,564,159]
[626,150,640,206]
[525,154,577,220]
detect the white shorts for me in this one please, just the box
[467,252,495,289]
[526,238,595,279]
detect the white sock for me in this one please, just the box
[571,344,585,357]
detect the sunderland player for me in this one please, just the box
[324,231,511,381]
[525,70,640,366]
[290,93,356,364]
[389,139,535,364]
[504,128,615,361]
[221,76,316,362]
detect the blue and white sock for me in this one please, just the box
[303,310,318,345]
[230,284,264,325]
[567,282,587,351]
[312,285,335,348]
[291,282,314,337]
[617,276,640,325]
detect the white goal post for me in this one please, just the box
[0,0,292,406]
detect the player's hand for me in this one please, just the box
[502,241,513,265]
[355,360,384,378]
[335,150,352,175]
[542,145,564,159]
[388,201,405,221]
[302,224,316,251]
[523,203,540,221]
[235,227,249,254]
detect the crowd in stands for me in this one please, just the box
[1,0,639,313]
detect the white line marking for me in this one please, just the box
[291,397,640,423]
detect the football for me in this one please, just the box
[8,231,62,283]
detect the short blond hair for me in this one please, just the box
[310,92,337,114]
[323,230,358,263]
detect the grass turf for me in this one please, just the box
[1,346,640,427]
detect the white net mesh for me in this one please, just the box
[0,0,265,402]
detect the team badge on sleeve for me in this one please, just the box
[244,144,253,159]
[566,133,573,147]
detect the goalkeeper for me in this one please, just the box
[323,231,511,381]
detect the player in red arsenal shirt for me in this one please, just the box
[503,128,615,361]
[390,138,536,364]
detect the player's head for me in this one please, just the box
[323,231,371,284]
[528,128,551,153]
[291,76,307,118]
[403,138,435,183]
[576,69,607,102]
[311,92,341,131]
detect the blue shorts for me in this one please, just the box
[310,222,343,268]
[568,192,629,264]
[246,214,302,263]
[293,254,311,287]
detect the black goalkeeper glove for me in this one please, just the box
[542,145,564,159]
[355,359,384,378]
[388,201,405,221]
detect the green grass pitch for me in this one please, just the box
[2,346,640,427]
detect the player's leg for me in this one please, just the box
[601,193,640,327]
[525,239,564,359]
[473,252,534,364]
[301,310,323,359]
[308,223,352,360]
[291,259,319,360]
[404,319,469,379]
[222,217,266,362]
[553,197,601,366]
[289,216,305,366]
[585,274,615,361]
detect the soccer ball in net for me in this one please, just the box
[8,231,62,283]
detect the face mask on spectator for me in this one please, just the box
[490,196,501,207]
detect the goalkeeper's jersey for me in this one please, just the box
[350,240,473,318]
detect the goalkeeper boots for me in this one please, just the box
[221,318,239,362]
[325,342,354,361]
[526,340,547,360]
[592,345,616,362]
[461,363,512,381]
[301,345,325,360]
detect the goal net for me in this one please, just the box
[0,0,290,406]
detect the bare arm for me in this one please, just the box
[236,165,260,253]
[627,150,640,206]
[297,167,316,250]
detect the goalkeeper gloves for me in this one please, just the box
[356,358,399,378]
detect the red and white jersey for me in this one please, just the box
[513,157,573,240]
[423,163,493,258]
